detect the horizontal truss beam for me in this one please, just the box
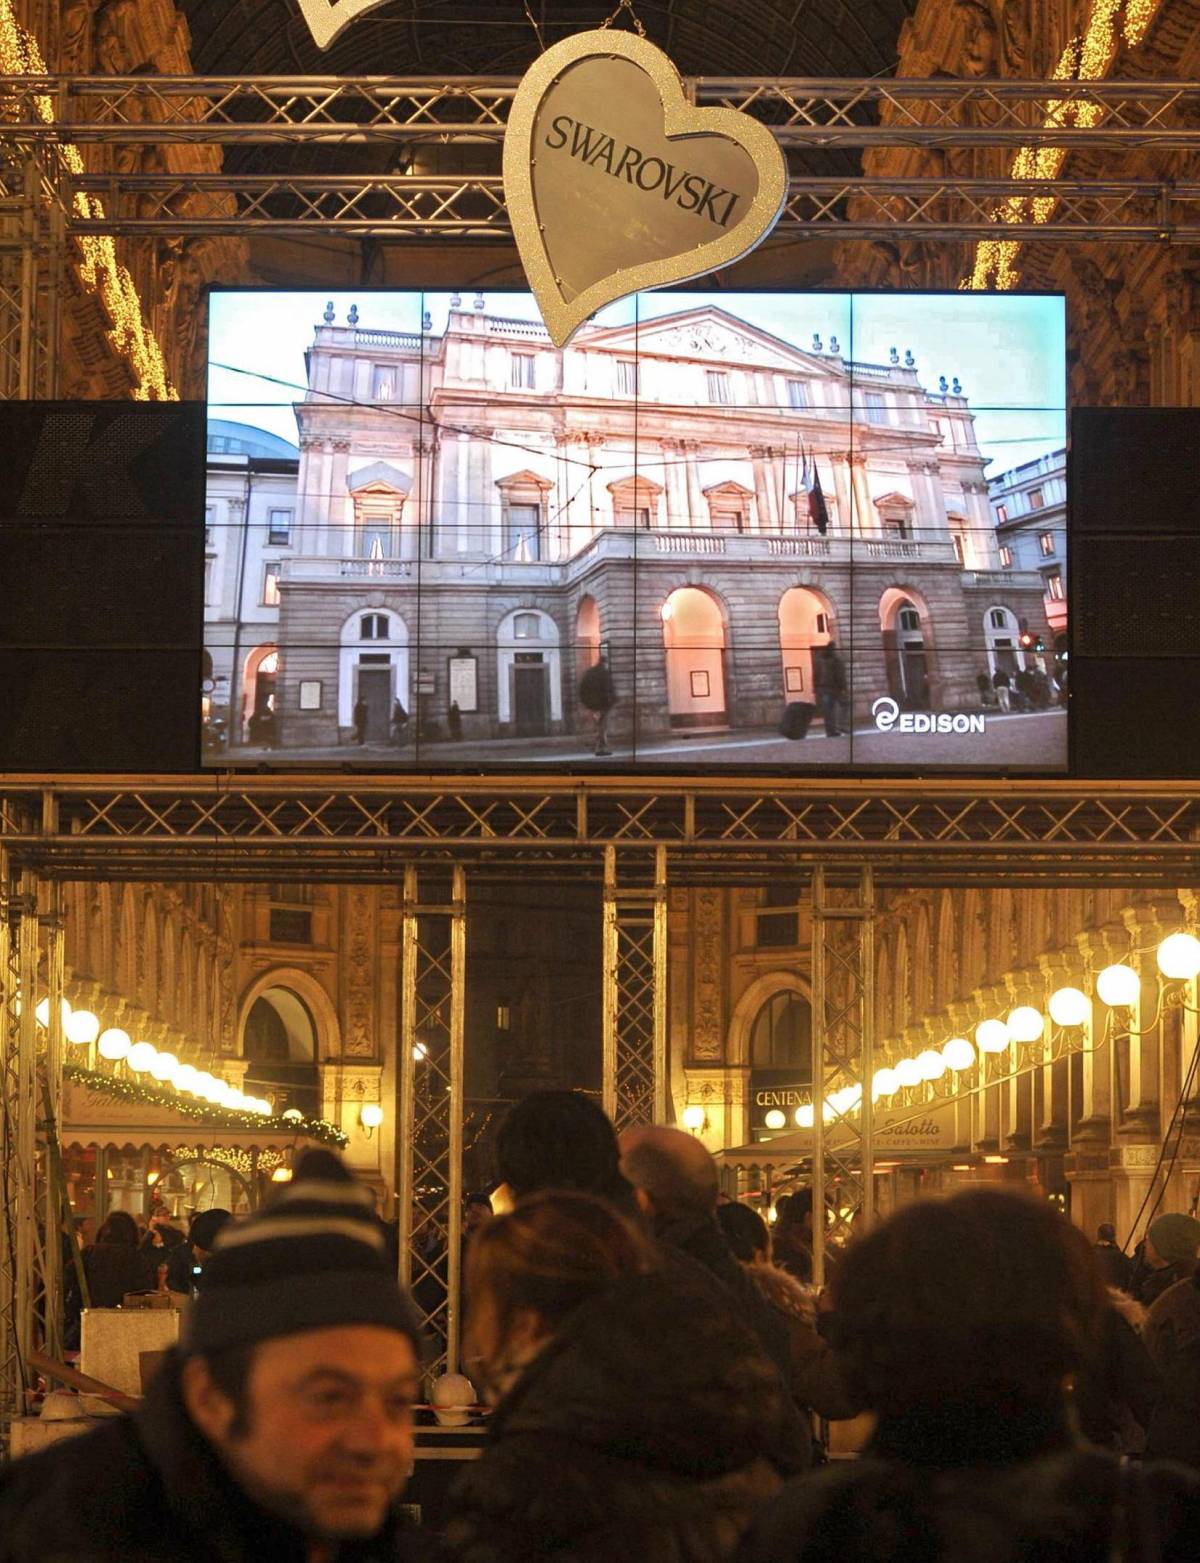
[3,77,1200,148]
[1,780,1199,885]
[61,173,1193,241]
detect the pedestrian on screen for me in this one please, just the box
[353,694,368,745]
[578,657,616,757]
[391,698,409,745]
[813,643,847,738]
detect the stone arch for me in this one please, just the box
[727,970,813,1070]
[879,583,937,710]
[236,966,342,1061]
[661,584,729,727]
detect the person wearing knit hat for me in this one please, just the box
[1137,1212,1200,1308]
[0,1149,427,1562]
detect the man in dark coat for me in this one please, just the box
[619,1125,797,1393]
[0,1152,426,1563]
[1144,1269,1200,1470]
[1093,1222,1132,1292]
[812,644,847,738]
[1135,1212,1200,1307]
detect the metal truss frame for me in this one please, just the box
[2,778,1199,887]
[398,864,465,1380]
[602,845,668,1134]
[810,866,875,1286]
[1,76,1199,242]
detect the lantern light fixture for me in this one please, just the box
[65,1008,100,1046]
[97,1027,131,1062]
[149,1051,178,1083]
[942,1037,976,1072]
[976,1018,1010,1054]
[1157,932,1200,982]
[1007,1006,1045,1044]
[763,1108,787,1130]
[916,1049,948,1081]
[894,1057,922,1088]
[872,1067,898,1099]
[1096,963,1140,1009]
[1048,986,1090,1028]
[126,1041,157,1073]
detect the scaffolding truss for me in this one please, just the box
[1,76,1199,242]
[810,866,875,1286]
[1,779,1198,886]
[602,846,668,1134]
[398,864,465,1378]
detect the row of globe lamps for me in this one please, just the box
[745,932,1200,1135]
[22,994,303,1122]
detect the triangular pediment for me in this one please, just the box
[585,306,840,379]
[348,461,412,495]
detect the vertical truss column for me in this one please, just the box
[38,867,64,1364]
[811,866,876,1287]
[0,147,61,402]
[602,846,668,1133]
[398,865,465,1379]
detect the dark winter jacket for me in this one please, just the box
[747,1264,860,1423]
[1137,1258,1195,1308]
[1071,1305,1162,1451]
[657,1215,797,1393]
[738,1397,1200,1563]
[81,1240,157,1308]
[0,1350,424,1563]
[440,1270,801,1563]
[1094,1241,1133,1293]
[1144,1272,1200,1470]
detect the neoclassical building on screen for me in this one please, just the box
[205,298,1052,748]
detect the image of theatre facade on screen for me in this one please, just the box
[203,290,1066,768]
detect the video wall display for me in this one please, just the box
[204,289,1067,771]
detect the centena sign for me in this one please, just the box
[503,30,788,346]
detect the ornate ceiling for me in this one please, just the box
[178,0,922,81]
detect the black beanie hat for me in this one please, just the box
[189,1208,232,1252]
[182,1151,422,1358]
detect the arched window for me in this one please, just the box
[750,991,813,1075]
[243,987,319,1116]
[899,604,921,632]
[360,613,388,640]
[513,612,541,640]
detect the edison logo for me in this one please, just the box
[872,697,986,736]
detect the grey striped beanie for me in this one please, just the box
[182,1152,421,1357]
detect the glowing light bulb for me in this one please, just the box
[975,1019,1010,1054]
[1157,932,1200,982]
[282,1108,304,1123]
[126,1041,157,1073]
[763,1108,786,1130]
[1007,1006,1045,1044]
[97,1027,131,1061]
[942,1037,976,1071]
[872,1067,898,1099]
[1097,963,1140,1009]
[65,1008,100,1046]
[917,1048,948,1081]
[1048,987,1090,1028]
[35,997,70,1029]
[149,1051,178,1083]
[794,1103,815,1128]
[682,1105,705,1131]
[894,1057,922,1088]
[271,1166,293,1183]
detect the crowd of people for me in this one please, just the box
[4,1090,1200,1561]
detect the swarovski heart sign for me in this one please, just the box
[504,30,788,347]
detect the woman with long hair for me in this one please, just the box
[443,1190,799,1562]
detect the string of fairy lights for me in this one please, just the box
[748,927,1200,1136]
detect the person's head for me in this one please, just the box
[179,1150,423,1542]
[95,1210,139,1248]
[464,1193,493,1235]
[777,1187,814,1236]
[1097,1222,1118,1245]
[74,1214,95,1246]
[830,1188,1106,1419]
[189,1207,233,1263]
[495,1091,631,1207]
[618,1125,719,1229]
[464,1189,652,1403]
[1144,1213,1200,1270]
[716,1202,770,1265]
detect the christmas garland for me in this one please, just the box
[63,1062,349,1148]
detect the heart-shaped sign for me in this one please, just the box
[504,30,788,346]
[295,0,391,51]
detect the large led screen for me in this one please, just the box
[204,289,1066,770]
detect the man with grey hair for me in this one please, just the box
[620,1125,793,1385]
